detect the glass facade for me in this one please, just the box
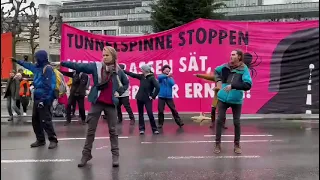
[120,25,153,34]
[62,9,134,18]
[67,21,118,27]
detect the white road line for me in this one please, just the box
[204,134,273,137]
[141,140,283,144]
[1,159,74,163]
[58,136,130,141]
[168,155,261,160]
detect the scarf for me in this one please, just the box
[101,63,123,88]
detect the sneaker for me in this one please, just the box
[112,155,119,167]
[153,130,159,134]
[77,154,93,168]
[214,143,221,154]
[30,141,46,148]
[130,119,135,125]
[139,130,145,135]
[48,141,58,149]
[23,112,27,116]
[13,113,17,116]
[234,144,242,154]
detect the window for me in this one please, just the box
[104,30,117,36]
[91,30,102,34]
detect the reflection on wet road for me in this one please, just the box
[1,119,319,180]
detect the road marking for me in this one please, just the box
[168,155,261,159]
[58,136,130,141]
[204,134,273,137]
[141,140,283,144]
[96,146,108,150]
[1,159,74,163]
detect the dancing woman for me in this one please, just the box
[60,46,129,168]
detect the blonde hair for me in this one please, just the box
[103,46,123,88]
[103,46,117,64]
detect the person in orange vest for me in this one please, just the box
[19,74,31,116]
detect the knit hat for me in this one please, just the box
[140,64,152,73]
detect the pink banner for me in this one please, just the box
[61,19,319,114]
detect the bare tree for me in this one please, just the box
[1,0,35,49]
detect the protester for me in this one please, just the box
[117,64,135,125]
[59,46,129,168]
[157,65,184,128]
[19,74,31,116]
[123,64,160,135]
[60,70,89,125]
[12,50,59,149]
[4,70,21,121]
[213,49,252,154]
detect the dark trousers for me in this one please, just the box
[32,100,58,143]
[117,96,135,122]
[83,102,118,157]
[16,99,21,110]
[137,100,158,132]
[215,101,242,144]
[20,96,29,113]
[158,97,183,126]
[66,95,86,122]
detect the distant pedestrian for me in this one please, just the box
[4,70,21,121]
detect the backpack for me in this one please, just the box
[43,65,67,99]
[80,72,90,90]
[53,103,66,117]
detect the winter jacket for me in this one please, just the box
[4,77,20,100]
[158,74,175,99]
[60,71,89,97]
[16,50,56,104]
[214,63,252,104]
[60,61,129,105]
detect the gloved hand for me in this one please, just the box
[38,102,44,108]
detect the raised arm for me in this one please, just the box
[123,70,142,80]
[150,77,160,99]
[60,61,95,75]
[16,60,37,73]
[195,74,215,82]
[231,68,252,91]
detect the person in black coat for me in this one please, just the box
[124,64,160,135]
[60,70,89,125]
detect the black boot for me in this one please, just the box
[48,141,58,149]
[129,119,135,125]
[78,154,93,167]
[30,141,46,148]
[112,155,119,167]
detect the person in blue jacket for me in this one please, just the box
[12,50,58,149]
[157,65,184,128]
[59,46,129,168]
[213,49,252,155]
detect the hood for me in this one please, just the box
[35,50,49,67]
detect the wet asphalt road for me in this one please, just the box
[1,118,319,180]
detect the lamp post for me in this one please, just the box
[38,4,50,58]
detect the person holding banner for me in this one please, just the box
[59,46,129,168]
[123,64,160,135]
[213,50,252,155]
[157,65,184,129]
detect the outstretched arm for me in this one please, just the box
[123,70,142,80]
[60,62,95,74]
[195,74,215,82]
[16,60,37,73]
